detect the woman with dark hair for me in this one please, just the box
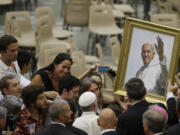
[79,77,102,114]
[31,53,73,99]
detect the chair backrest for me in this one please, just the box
[5,11,33,37]
[171,0,180,14]
[109,36,120,66]
[64,1,90,26]
[35,7,56,28]
[89,5,115,29]
[37,44,68,69]
[96,43,104,65]
[36,16,53,44]
[36,16,53,54]
[150,13,178,28]
[45,46,68,66]
[156,0,172,13]
[104,0,114,7]
[71,50,88,78]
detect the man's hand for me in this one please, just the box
[115,95,128,112]
[175,74,180,87]
[167,80,178,94]
[154,36,164,61]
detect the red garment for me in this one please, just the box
[14,107,44,135]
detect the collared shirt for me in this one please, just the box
[154,132,163,135]
[0,60,21,80]
[51,121,65,127]
[101,129,115,135]
[166,92,174,101]
[14,107,44,135]
[0,60,30,88]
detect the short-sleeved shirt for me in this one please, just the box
[14,107,45,135]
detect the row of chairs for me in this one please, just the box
[63,0,135,29]
[0,0,38,13]
[3,5,122,76]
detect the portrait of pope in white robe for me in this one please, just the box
[136,36,168,95]
[125,27,174,96]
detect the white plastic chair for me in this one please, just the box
[36,16,71,56]
[109,36,121,66]
[87,5,123,54]
[5,11,36,49]
[35,7,72,40]
[64,0,90,29]
[37,44,69,69]
[150,13,178,28]
[71,51,89,78]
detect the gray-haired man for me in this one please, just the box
[35,99,75,135]
[143,106,167,135]
[0,106,7,132]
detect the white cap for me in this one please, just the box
[79,92,97,107]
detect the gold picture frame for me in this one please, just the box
[114,17,180,104]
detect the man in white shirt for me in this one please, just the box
[136,36,168,96]
[73,92,101,135]
[0,35,30,88]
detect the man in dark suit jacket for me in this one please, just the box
[98,108,118,135]
[166,91,179,126]
[166,97,180,135]
[34,99,75,135]
[65,98,87,135]
[116,78,150,135]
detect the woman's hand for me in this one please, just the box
[44,91,58,99]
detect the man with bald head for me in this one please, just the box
[136,36,168,96]
[97,108,118,135]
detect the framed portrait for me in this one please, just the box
[114,17,180,104]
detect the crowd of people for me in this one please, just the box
[0,34,179,135]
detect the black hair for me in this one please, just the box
[17,49,33,70]
[58,74,80,95]
[35,53,73,74]
[125,78,146,100]
[0,35,17,52]
[65,98,77,114]
[21,85,45,107]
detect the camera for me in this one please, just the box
[98,66,109,72]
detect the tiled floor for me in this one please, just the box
[0,0,158,66]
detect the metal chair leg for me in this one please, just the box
[87,32,92,54]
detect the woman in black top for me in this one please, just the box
[31,53,73,99]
